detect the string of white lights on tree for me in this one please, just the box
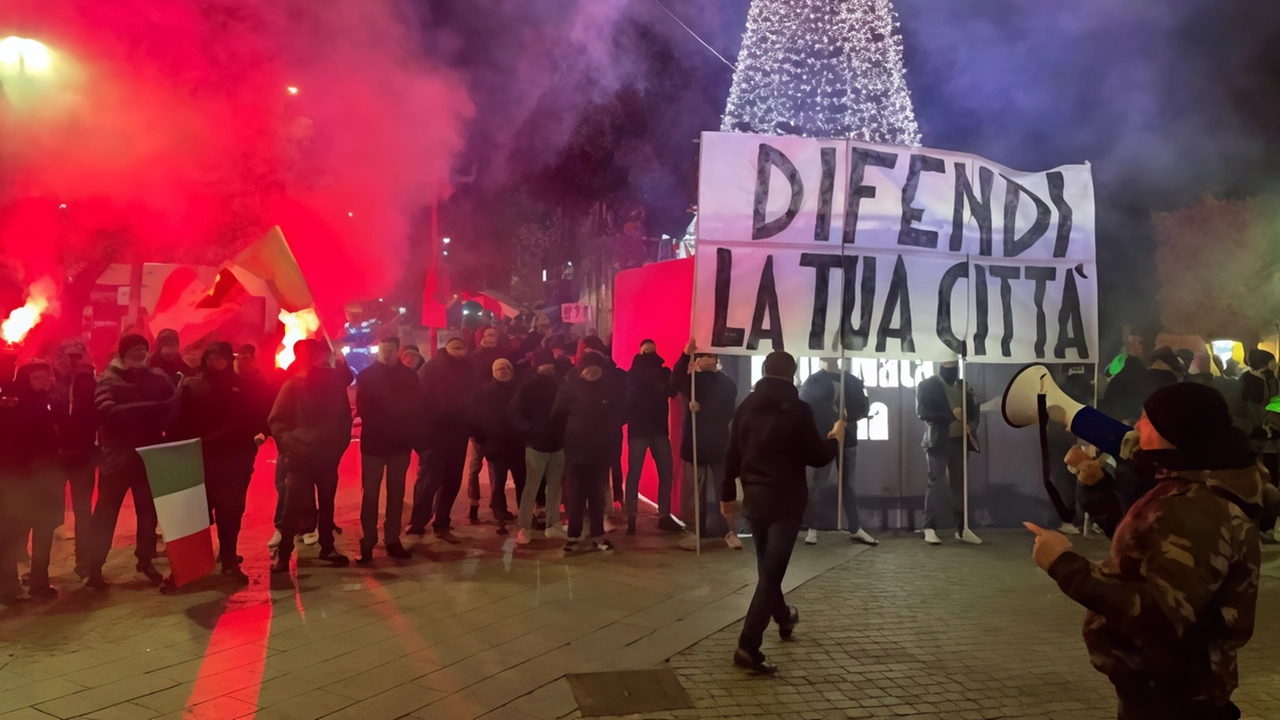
[721,0,921,146]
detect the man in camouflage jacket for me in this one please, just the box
[1027,382,1262,720]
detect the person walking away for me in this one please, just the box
[149,328,195,384]
[625,340,678,534]
[409,338,477,543]
[355,337,419,564]
[270,340,353,572]
[173,343,257,581]
[672,338,738,550]
[551,353,617,553]
[52,338,98,573]
[916,361,981,545]
[465,326,507,523]
[722,351,844,674]
[87,334,176,587]
[799,358,876,546]
[471,358,525,534]
[510,349,567,544]
[1026,382,1263,720]
[0,364,66,600]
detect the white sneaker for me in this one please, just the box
[267,530,282,549]
[957,529,983,545]
[725,532,743,550]
[849,528,879,546]
[1058,523,1081,536]
[545,524,568,540]
[302,531,320,546]
[678,534,700,551]
[923,528,942,545]
[804,528,819,545]
[1090,522,1105,535]
[515,529,532,546]
[594,539,615,553]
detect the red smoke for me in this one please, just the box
[0,0,473,331]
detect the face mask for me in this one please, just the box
[939,365,958,384]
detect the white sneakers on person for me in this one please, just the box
[595,539,615,553]
[849,528,878,546]
[923,528,942,545]
[1058,523,1081,536]
[725,532,743,550]
[267,530,282,549]
[678,533,700,551]
[957,528,983,545]
[804,528,819,545]
[515,529,532,546]
[302,531,320,546]
[545,524,568,540]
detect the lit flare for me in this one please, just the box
[275,308,320,368]
[2,277,59,345]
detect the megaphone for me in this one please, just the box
[1002,364,1132,459]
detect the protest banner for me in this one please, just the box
[693,132,1096,363]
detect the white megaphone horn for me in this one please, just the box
[1001,364,1132,459]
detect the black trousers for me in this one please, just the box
[66,460,96,566]
[25,524,56,589]
[206,451,254,565]
[410,435,469,532]
[278,457,341,555]
[486,454,526,517]
[361,452,411,548]
[1117,695,1239,720]
[90,454,159,569]
[738,515,801,654]
[566,460,608,540]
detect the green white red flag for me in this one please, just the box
[137,439,215,588]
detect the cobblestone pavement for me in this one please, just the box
[573,531,1280,720]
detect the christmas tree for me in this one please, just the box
[721,0,921,145]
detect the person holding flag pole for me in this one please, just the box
[673,339,738,553]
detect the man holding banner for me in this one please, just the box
[916,361,981,545]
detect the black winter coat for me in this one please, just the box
[626,353,672,438]
[723,377,838,522]
[0,367,66,529]
[269,366,353,468]
[53,362,98,463]
[419,351,478,445]
[1101,355,1147,423]
[95,360,177,473]
[471,380,523,464]
[799,370,868,447]
[174,366,258,457]
[356,360,421,456]
[672,353,737,464]
[508,372,563,453]
[551,375,623,465]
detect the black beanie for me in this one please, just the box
[533,348,555,367]
[1141,383,1255,470]
[118,334,149,358]
[579,353,605,370]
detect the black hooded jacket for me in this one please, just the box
[626,352,672,438]
[551,374,623,464]
[419,350,479,445]
[356,359,421,456]
[95,359,177,472]
[672,353,738,464]
[0,366,65,528]
[471,379,523,463]
[508,372,563,453]
[269,366,353,467]
[723,377,838,521]
[174,355,257,460]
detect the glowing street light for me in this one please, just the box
[0,37,51,76]
[286,86,299,95]
[442,237,451,244]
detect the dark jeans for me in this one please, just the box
[923,439,966,531]
[26,524,56,589]
[273,452,317,533]
[206,453,254,565]
[626,435,673,519]
[739,516,801,654]
[410,436,469,532]
[682,462,728,538]
[90,454,159,569]
[804,446,861,533]
[566,461,608,540]
[1116,694,1239,720]
[66,460,96,566]
[487,455,526,517]
[361,452,411,548]
[278,458,341,555]
[610,429,624,505]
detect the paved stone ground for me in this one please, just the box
[572,531,1280,720]
[0,444,1276,720]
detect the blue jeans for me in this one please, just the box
[804,446,861,533]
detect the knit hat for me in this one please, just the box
[61,338,88,356]
[1142,383,1253,470]
[118,334,149,358]
[579,336,606,355]
[639,338,655,348]
[533,348,555,368]
[1247,349,1275,371]
[492,358,513,374]
[579,353,605,370]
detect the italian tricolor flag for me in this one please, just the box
[138,439,216,588]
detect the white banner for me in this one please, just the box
[694,132,1096,363]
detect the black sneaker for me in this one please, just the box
[469,506,481,525]
[733,647,777,675]
[386,542,412,560]
[85,570,109,589]
[136,561,164,585]
[626,517,636,536]
[657,517,684,533]
[563,540,578,555]
[270,555,291,574]
[356,547,374,566]
[318,549,350,567]
[28,584,57,599]
[779,605,800,639]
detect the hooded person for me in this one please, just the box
[408,337,478,543]
[1027,382,1266,720]
[672,338,738,550]
[470,358,525,532]
[915,361,981,545]
[721,351,845,674]
[51,337,98,570]
[399,344,425,373]
[1144,346,1185,399]
[269,339,354,572]
[0,363,65,601]
[355,336,421,565]
[510,348,567,543]
[551,352,620,553]
[149,328,195,384]
[624,339,678,534]
[86,334,177,587]
[799,358,876,547]
[174,342,258,581]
